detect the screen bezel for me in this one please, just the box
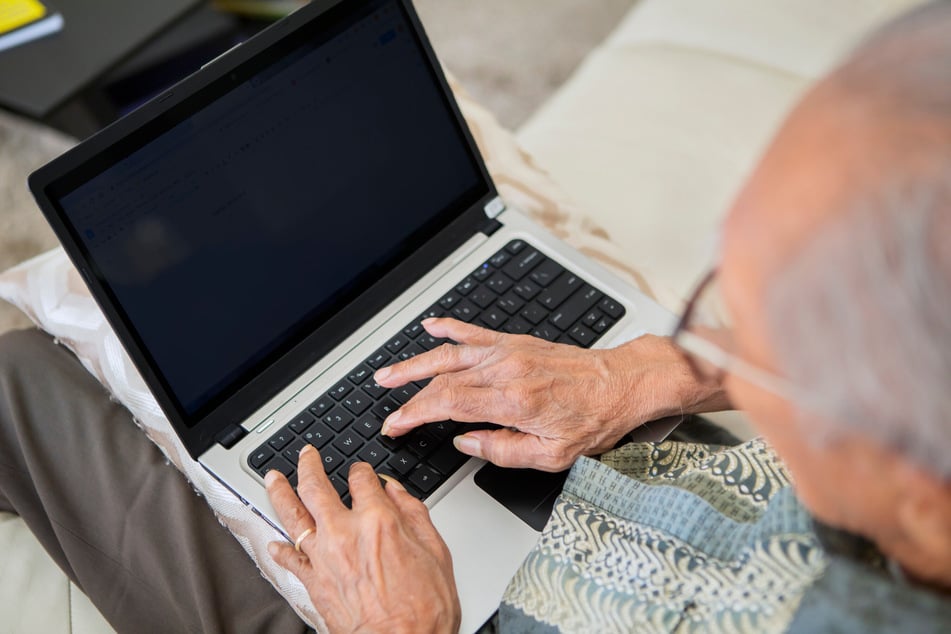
[28,0,499,459]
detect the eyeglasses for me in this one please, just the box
[670,269,795,399]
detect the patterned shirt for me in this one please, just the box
[491,439,951,633]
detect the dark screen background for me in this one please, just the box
[59,1,482,416]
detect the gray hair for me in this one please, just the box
[764,2,951,479]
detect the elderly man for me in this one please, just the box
[1,2,949,633]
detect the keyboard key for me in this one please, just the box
[328,380,353,401]
[429,441,469,475]
[348,365,373,385]
[486,273,513,294]
[582,311,601,327]
[319,446,346,473]
[520,302,547,325]
[489,251,511,268]
[308,395,334,418]
[532,324,560,341]
[502,249,542,280]
[599,297,624,319]
[593,316,613,333]
[403,321,425,339]
[513,279,542,300]
[439,292,462,310]
[569,325,596,347]
[538,274,583,310]
[388,449,419,475]
[249,448,273,470]
[497,293,524,315]
[361,380,387,399]
[385,334,409,355]
[267,429,294,452]
[322,407,354,432]
[455,277,477,295]
[379,433,408,451]
[358,440,388,468]
[342,392,372,416]
[409,465,442,494]
[468,287,496,309]
[365,349,391,369]
[391,383,420,405]
[354,414,384,438]
[398,342,425,361]
[406,430,439,458]
[300,422,333,449]
[504,316,532,335]
[372,398,400,420]
[451,299,479,322]
[417,305,445,321]
[332,432,363,457]
[264,457,295,479]
[480,308,507,330]
[529,259,564,286]
[472,263,492,281]
[418,334,445,351]
[505,239,527,255]
[549,285,601,330]
[289,413,315,434]
[427,420,458,441]
[282,439,307,465]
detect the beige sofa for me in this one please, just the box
[0,0,922,630]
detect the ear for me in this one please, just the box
[895,464,951,581]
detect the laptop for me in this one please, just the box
[28,0,679,630]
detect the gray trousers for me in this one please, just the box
[0,329,308,634]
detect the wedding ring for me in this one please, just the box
[294,527,316,552]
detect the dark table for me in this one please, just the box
[0,0,258,139]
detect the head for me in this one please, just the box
[720,2,951,587]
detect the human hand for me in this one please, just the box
[265,445,460,634]
[375,318,728,472]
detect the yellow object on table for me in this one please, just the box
[0,0,47,35]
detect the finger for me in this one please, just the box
[422,317,504,347]
[347,462,391,511]
[295,445,345,521]
[375,341,484,388]
[264,467,319,546]
[382,384,494,436]
[267,541,312,578]
[454,429,570,472]
[382,476,446,543]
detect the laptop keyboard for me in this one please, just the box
[247,240,626,504]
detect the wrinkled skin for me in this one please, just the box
[266,446,460,634]
[375,317,728,472]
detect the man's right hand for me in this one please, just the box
[374,318,728,472]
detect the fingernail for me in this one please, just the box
[267,542,280,557]
[375,367,391,382]
[422,317,437,325]
[378,473,405,491]
[381,410,402,436]
[453,434,482,457]
[264,470,279,486]
[300,444,315,456]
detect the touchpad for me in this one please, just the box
[474,464,569,531]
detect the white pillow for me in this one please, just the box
[0,78,654,631]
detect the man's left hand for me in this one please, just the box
[265,445,461,634]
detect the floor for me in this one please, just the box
[0,0,636,334]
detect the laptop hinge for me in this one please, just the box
[216,424,248,449]
[484,196,505,219]
[482,218,503,236]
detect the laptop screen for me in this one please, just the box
[53,0,486,422]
